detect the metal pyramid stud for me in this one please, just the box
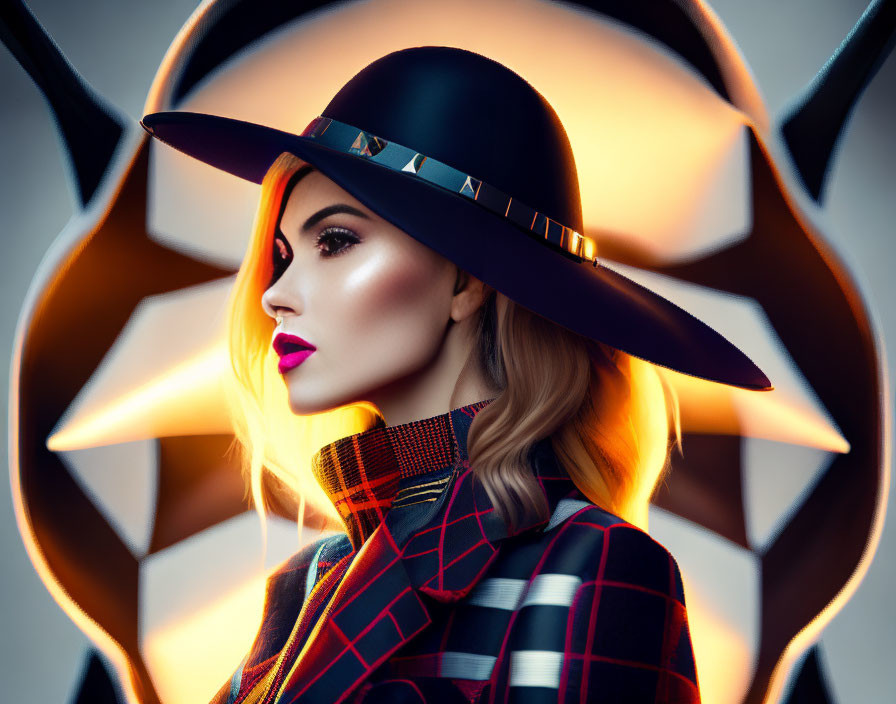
[301,117,331,138]
[349,131,386,157]
[459,175,482,199]
[402,153,427,173]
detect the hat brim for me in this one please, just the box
[141,111,771,391]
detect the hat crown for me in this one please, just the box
[322,46,583,233]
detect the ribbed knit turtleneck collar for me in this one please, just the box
[310,399,493,549]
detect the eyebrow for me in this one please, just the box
[302,204,372,232]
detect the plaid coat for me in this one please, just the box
[213,437,700,704]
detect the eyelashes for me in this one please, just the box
[267,226,361,287]
[315,226,361,257]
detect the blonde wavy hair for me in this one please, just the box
[225,152,681,536]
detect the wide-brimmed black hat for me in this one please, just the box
[141,45,771,391]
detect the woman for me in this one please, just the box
[142,46,770,703]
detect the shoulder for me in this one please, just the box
[242,532,348,669]
[266,531,349,601]
[552,507,700,701]
[544,502,687,607]
[489,503,700,701]
[259,531,349,630]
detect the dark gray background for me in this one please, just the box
[1,1,893,701]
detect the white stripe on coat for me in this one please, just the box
[509,650,565,688]
[519,573,582,608]
[441,651,498,680]
[466,577,528,610]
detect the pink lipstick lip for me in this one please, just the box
[273,332,316,373]
[278,348,315,374]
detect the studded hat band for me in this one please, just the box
[300,116,599,267]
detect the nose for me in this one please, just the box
[261,268,302,322]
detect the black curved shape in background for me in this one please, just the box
[170,0,732,106]
[781,0,896,202]
[0,0,125,206]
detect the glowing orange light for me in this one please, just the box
[143,576,269,704]
[47,344,232,451]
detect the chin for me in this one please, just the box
[285,382,363,417]
[286,394,339,417]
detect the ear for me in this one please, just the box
[450,269,491,323]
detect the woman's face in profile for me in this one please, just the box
[261,165,460,415]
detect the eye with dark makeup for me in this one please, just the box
[267,225,362,288]
[316,226,360,257]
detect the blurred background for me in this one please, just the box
[1,0,893,702]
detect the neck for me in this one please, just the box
[366,318,499,426]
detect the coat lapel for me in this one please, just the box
[271,439,579,704]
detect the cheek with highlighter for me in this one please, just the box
[287,235,456,412]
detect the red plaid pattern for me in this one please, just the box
[311,400,491,549]
[212,402,700,703]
